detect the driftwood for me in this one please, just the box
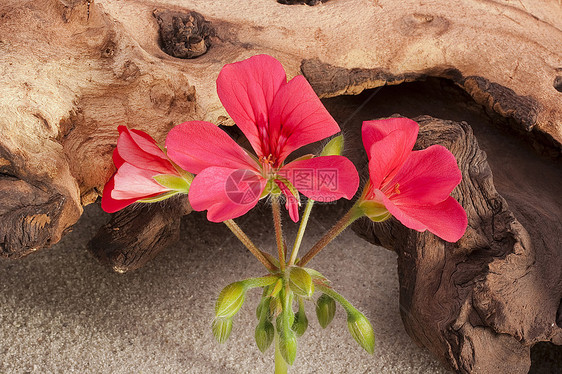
[0,0,561,371]
[353,115,562,374]
[0,0,560,259]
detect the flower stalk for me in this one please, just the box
[271,195,286,271]
[289,199,314,266]
[223,219,276,272]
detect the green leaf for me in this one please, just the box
[316,293,336,328]
[320,135,344,156]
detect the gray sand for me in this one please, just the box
[0,202,448,373]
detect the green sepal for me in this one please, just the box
[316,293,336,328]
[137,190,181,203]
[153,174,191,193]
[303,267,330,285]
[212,318,232,344]
[320,135,344,156]
[269,278,283,298]
[273,175,301,206]
[347,311,375,354]
[289,266,314,298]
[358,200,392,222]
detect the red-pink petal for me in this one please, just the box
[188,167,266,222]
[367,130,413,190]
[116,126,176,174]
[216,55,287,157]
[377,190,467,242]
[101,174,158,213]
[282,156,359,201]
[275,180,300,222]
[269,75,340,163]
[111,163,169,200]
[362,118,418,161]
[165,121,258,174]
[389,145,462,206]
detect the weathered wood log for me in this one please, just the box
[1,0,559,261]
[89,195,191,273]
[353,115,562,374]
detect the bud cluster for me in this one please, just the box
[211,266,375,368]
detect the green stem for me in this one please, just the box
[223,220,276,272]
[288,199,314,266]
[271,196,286,271]
[274,330,288,374]
[298,203,363,267]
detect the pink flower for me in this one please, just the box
[165,55,359,223]
[358,118,467,242]
[101,126,191,213]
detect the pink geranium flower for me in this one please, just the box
[358,118,467,242]
[166,55,359,223]
[101,126,191,213]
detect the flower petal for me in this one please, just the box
[111,163,169,200]
[377,190,467,242]
[166,121,258,174]
[216,55,287,157]
[188,167,266,222]
[389,145,462,206]
[269,75,340,163]
[282,156,359,202]
[101,174,157,213]
[116,126,176,174]
[275,180,300,222]
[367,130,414,189]
[362,118,418,160]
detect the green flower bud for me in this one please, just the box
[278,325,297,365]
[215,282,246,319]
[320,135,344,156]
[212,318,232,344]
[255,321,275,353]
[289,266,314,298]
[347,311,375,354]
[316,293,336,328]
[292,300,308,337]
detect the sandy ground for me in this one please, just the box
[0,201,450,374]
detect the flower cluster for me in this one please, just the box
[100,54,468,373]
